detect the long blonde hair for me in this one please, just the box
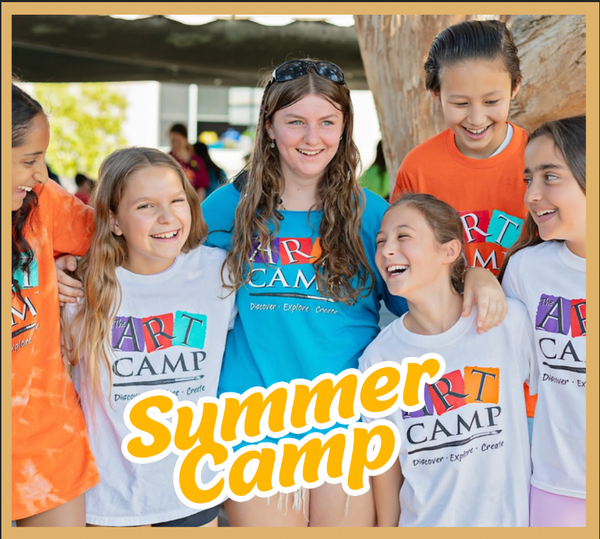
[63,147,207,398]
[226,61,374,304]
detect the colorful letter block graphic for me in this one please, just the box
[570,299,586,337]
[464,367,499,404]
[459,211,490,243]
[536,295,572,336]
[113,316,145,352]
[173,311,207,348]
[279,238,315,265]
[429,369,468,415]
[403,366,501,419]
[486,210,523,248]
[142,314,174,352]
[14,251,39,290]
[459,210,522,247]
[250,236,321,265]
[112,311,208,352]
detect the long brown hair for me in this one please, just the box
[498,115,586,281]
[390,193,466,294]
[63,147,207,399]
[225,60,374,304]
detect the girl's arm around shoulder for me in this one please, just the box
[41,179,95,256]
[201,182,240,249]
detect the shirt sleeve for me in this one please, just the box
[501,254,525,301]
[391,160,415,203]
[41,179,95,257]
[201,184,239,249]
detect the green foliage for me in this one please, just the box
[31,83,128,179]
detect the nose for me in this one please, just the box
[525,177,543,205]
[157,204,176,223]
[33,161,49,185]
[467,104,486,127]
[303,124,320,145]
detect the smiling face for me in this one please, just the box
[524,135,587,256]
[376,204,458,301]
[11,113,50,211]
[435,58,519,159]
[266,93,344,187]
[111,166,192,275]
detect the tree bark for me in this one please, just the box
[354,14,586,183]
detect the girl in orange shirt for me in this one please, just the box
[11,83,99,526]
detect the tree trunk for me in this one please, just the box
[354,14,586,183]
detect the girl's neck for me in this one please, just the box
[566,239,586,259]
[280,177,320,211]
[403,283,464,336]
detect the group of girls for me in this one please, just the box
[11,17,586,528]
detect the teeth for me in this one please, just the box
[536,210,556,217]
[152,231,178,239]
[388,265,408,274]
[465,127,488,134]
[17,186,32,192]
[298,149,322,156]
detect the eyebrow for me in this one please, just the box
[22,151,45,157]
[377,224,415,235]
[129,190,187,204]
[524,163,566,174]
[280,112,340,120]
[447,91,503,99]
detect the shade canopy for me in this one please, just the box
[12,15,368,89]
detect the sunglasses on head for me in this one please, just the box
[272,60,346,85]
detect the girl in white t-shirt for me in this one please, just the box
[499,115,586,527]
[62,147,236,527]
[359,193,533,527]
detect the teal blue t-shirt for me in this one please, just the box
[202,183,407,405]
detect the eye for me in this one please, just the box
[545,173,559,181]
[322,120,334,126]
[452,102,468,107]
[172,197,186,203]
[524,176,532,186]
[137,203,152,210]
[486,100,500,105]
[375,238,385,246]
[289,120,303,125]
[397,234,408,240]
[24,160,37,166]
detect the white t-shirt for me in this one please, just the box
[503,241,586,499]
[70,245,237,526]
[359,301,533,527]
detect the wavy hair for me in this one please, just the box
[63,148,208,399]
[499,115,586,281]
[225,60,374,304]
[12,83,44,302]
[390,193,466,294]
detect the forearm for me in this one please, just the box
[373,462,402,527]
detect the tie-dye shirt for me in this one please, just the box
[11,179,99,520]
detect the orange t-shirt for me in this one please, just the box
[391,123,537,417]
[392,123,529,275]
[11,180,99,520]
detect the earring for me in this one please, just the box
[270,141,275,149]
